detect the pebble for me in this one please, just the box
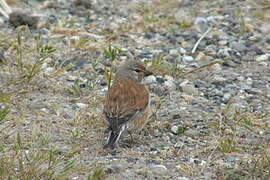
[182,56,194,62]
[40,108,50,113]
[75,103,87,109]
[205,45,217,55]
[210,63,222,72]
[178,177,190,180]
[217,48,231,57]
[260,22,270,34]
[230,41,246,51]
[180,47,187,54]
[162,135,170,142]
[218,40,228,46]
[256,54,269,61]
[248,34,262,42]
[258,62,268,66]
[153,129,162,137]
[0,51,4,63]
[239,82,251,90]
[174,141,184,148]
[237,76,245,81]
[169,49,179,55]
[211,75,226,84]
[194,17,208,33]
[43,67,54,74]
[246,77,253,85]
[184,129,198,137]
[164,80,176,91]
[144,75,157,84]
[165,75,175,82]
[171,125,179,134]
[226,156,236,163]
[151,165,169,175]
[180,83,199,95]
[174,9,192,23]
[228,103,246,114]
[223,93,231,100]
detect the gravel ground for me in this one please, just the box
[0,0,269,179]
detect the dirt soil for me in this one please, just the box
[0,0,269,179]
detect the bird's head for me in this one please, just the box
[116,60,153,83]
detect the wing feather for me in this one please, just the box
[103,77,149,130]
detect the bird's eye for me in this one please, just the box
[134,69,141,73]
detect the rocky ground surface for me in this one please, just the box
[0,0,269,179]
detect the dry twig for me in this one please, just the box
[191,26,213,53]
[0,0,12,18]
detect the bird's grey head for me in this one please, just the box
[115,60,153,83]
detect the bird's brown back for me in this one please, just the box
[104,77,149,129]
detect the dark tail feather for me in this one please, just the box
[103,129,123,149]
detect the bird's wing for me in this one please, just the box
[103,77,149,130]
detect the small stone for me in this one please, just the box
[156,76,165,84]
[164,75,174,81]
[246,77,253,85]
[217,48,231,58]
[182,56,194,62]
[164,80,176,91]
[223,93,231,100]
[76,103,87,109]
[68,75,78,81]
[184,129,198,137]
[228,103,245,114]
[210,63,222,72]
[151,165,169,175]
[258,62,268,66]
[205,45,217,55]
[144,75,157,84]
[169,49,179,55]
[256,54,269,61]
[171,125,179,134]
[44,67,54,74]
[181,94,195,101]
[144,33,154,39]
[104,164,121,173]
[174,141,184,148]
[178,177,190,180]
[226,156,236,163]
[162,135,170,142]
[260,22,270,34]
[239,82,251,90]
[0,51,4,63]
[180,83,199,95]
[194,17,208,33]
[174,9,192,24]
[153,129,162,137]
[212,75,226,84]
[249,34,262,42]
[190,158,206,165]
[218,40,228,46]
[230,41,246,51]
[180,47,187,54]
[73,0,92,8]
[40,108,49,113]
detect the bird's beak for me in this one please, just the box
[144,70,153,76]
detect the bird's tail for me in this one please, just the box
[103,126,124,149]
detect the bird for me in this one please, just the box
[103,60,153,149]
